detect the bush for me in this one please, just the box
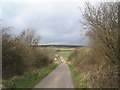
[68,2,119,88]
[2,29,27,79]
[2,28,54,79]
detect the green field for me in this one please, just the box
[57,51,74,58]
[37,47,75,58]
[50,47,75,58]
[53,47,76,51]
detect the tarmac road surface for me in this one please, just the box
[34,63,74,88]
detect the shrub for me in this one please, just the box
[2,29,27,79]
[2,28,54,79]
[68,2,119,88]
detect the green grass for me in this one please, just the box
[57,51,74,58]
[68,64,86,88]
[3,64,59,88]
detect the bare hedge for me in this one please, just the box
[2,28,53,79]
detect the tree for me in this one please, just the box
[81,2,119,87]
[17,28,40,45]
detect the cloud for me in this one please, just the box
[2,1,90,45]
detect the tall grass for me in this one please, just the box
[68,64,86,88]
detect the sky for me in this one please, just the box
[0,0,112,45]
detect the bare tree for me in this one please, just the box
[17,28,40,45]
[83,2,119,64]
[80,2,119,87]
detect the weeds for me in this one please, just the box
[68,64,86,88]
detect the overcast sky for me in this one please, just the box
[1,0,108,45]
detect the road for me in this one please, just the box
[34,63,74,88]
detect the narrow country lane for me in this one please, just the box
[34,63,74,88]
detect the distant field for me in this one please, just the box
[57,51,74,58]
[51,47,76,58]
[36,47,76,58]
[52,47,76,51]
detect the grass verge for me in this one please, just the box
[68,63,86,88]
[3,64,59,88]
